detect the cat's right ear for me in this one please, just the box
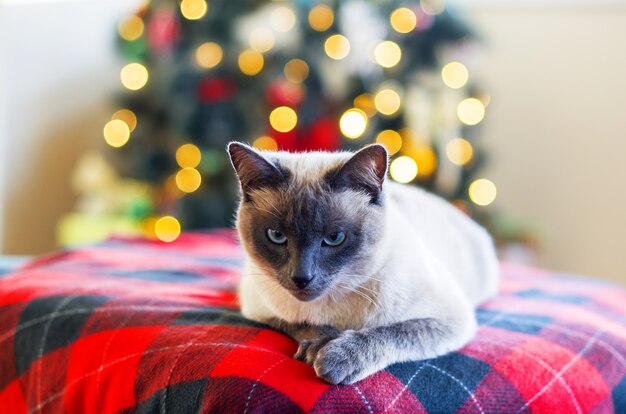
[227,142,284,199]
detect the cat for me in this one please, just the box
[228,142,499,385]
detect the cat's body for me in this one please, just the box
[229,143,499,384]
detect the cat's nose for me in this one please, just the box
[292,274,314,289]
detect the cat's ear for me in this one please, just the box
[227,142,284,198]
[330,144,388,203]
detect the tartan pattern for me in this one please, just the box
[0,230,625,413]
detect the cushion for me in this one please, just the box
[0,230,625,413]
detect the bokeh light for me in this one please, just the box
[442,62,469,89]
[111,109,137,132]
[457,98,485,125]
[270,6,296,32]
[120,63,149,91]
[469,178,497,206]
[413,146,437,176]
[176,168,202,193]
[375,130,402,155]
[389,156,418,183]
[180,0,208,20]
[284,59,309,83]
[375,89,401,116]
[308,4,334,32]
[269,106,298,133]
[390,8,417,33]
[339,108,368,139]
[353,94,377,117]
[155,216,181,242]
[103,119,130,148]
[249,28,275,53]
[176,144,202,168]
[446,138,473,166]
[324,34,350,60]
[421,0,446,16]
[253,136,279,151]
[195,42,223,69]
[374,41,402,68]
[118,15,144,41]
[238,49,264,76]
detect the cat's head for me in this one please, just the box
[228,142,388,302]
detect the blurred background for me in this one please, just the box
[0,0,624,283]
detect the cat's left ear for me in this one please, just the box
[329,144,388,203]
[227,142,285,199]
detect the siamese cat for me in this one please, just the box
[228,142,499,385]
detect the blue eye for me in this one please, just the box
[267,229,287,245]
[323,231,346,247]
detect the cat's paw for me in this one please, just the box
[294,330,339,364]
[313,330,378,385]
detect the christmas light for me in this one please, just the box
[308,4,334,32]
[353,94,377,117]
[374,41,402,68]
[195,42,223,69]
[413,147,437,176]
[118,15,144,41]
[120,63,148,91]
[238,49,264,76]
[339,108,368,139]
[180,0,208,20]
[269,106,297,133]
[249,28,275,53]
[103,119,130,148]
[421,0,446,16]
[457,98,485,125]
[441,62,469,89]
[111,109,137,132]
[389,156,418,183]
[376,130,402,155]
[270,6,296,32]
[324,34,350,60]
[446,138,473,166]
[390,8,417,34]
[284,59,309,83]
[253,136,278,151]
[374,89,401,116]
[469,179,497,206]
[155,216,181,242]
[176,167,202,193]
[176,144,201,168]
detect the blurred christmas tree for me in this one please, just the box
[101,0,497,242]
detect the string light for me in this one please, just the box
[253,136,278,151]
[375,130,402,155]
[284,59,309,83]
[469,178,497,206]
[421,0,446,16]
[441,62,469,89]
[374,41,402,68]
[118,15,144,41]
[238,49,264,76]
[195,42,223,69]
[176,167,202,193]
[446,138,473,166]
[457,98,485,125]
[389,156,418,183]
[180,0,208,20]
[103,119,130,148]
[270,6,296,32]
[339,108,368,139]
[390,8,417,33]
[155,216,181,242]
[308,4,334,32]
[413,146,437,176]
[374,89,401,116]
[249,28,275,53]
[324,34,350,60]
[353,94,377,117]
[176,144,201,168]
[269,106,297,132]
[120,63,149,91]
[111,109,137,132]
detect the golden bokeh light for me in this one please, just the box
[103,119,130,148]
[374,89,401,116]
[180,0,208,20]
[413,146,437,176]
[375,130,402,155]
[270,6,296,32]
[120,63,149,91]
[118,15,144,41]
[253,136,279,151]
[308,4,334,32]
[469,178,497,206]
[176,144,201,168]
[238,49,264,76]
[111,109,137,132]
[457,98,485,125]
[390,8,417,34]
[446,138,473,166]
[479,92,491,108]
[284,59,309,83]
[324,34,350,60]
[421,0,446,16]
[374,41,402,68]
[249,28,275,53]
[269,106,298,133]
[389,156,418,183]
[353,94,377,117]
[195,42,223,69]
[441,61,469,89]
[176,167,202,193]
[155,216,181,242]
[339,108,368,139]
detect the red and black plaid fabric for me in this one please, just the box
[1,230,625,413]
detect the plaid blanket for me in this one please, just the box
[1,231,625,413]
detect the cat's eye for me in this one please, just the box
[322,231,346,247]
[267,229,287,245]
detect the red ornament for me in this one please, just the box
[299,117,340,151]
[147,6,180,54]
[198,78,237,102]
[266,81,304,108]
